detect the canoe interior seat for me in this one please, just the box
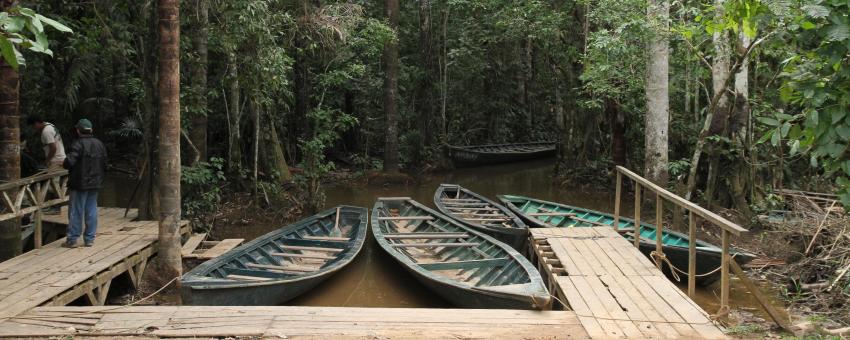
[378,216,435,221]
[246,262,318,272]
[271,252,336,260]
[303,235,349,242]
[224,267,292,279]
[383,232,469,239]
[226,274,273,281]
[419,257,509,271]
[279,245,344,253]
[390,242,480,248]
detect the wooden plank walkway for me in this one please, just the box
[530,227,726,339]
[0,306,587,338]
[0,207,189,321]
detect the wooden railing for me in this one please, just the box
[613,166,748,315]
[0,170,70,248]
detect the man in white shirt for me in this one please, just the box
[26,116,66,172]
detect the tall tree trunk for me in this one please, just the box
[251,99,260,202]
[156,0,183,287]
[383,0,400,173]
[644,0,670,185]
[685,0,731,200]
[523,38,534,132]
[730,33,752,216]
[0,0,21,261]
[226,54,241,174]
[263,111,292,183]
[294,35,311,145]
[417,0,436,163]
[188,0,208,164]
[609,99,626,166]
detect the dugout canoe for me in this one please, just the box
[372,197,551,310]
[498,194,756,286]
[181,205,368,305]
[433,184,529,250]
[447,141,556,167]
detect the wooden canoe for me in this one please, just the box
[498,194,756,286]
[181,205,368,305]
[433,184,529,250]
[446,141,556,167]
[372,197,551,310]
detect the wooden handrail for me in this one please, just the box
[612,166,789,328]
[616,166,747,235]
[0,171,70,249]
[0,170,68,191]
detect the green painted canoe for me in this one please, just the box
[434,184,529,250]
[372,197,551,310]
[498,194,755,286]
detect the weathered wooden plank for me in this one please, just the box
[180,233,207,256]
[390,242,479,248]
[193,239,244,259]
[279,245,343,253]
[419,258,508,271]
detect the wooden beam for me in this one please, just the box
[378,216,434,221]
[419,258,509,271]
[730,259,793,332]
[303,235,349,242]
[181,233,207,256]
[226,274,273,281]
[246,263,317,272]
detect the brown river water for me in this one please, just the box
[98,159,787,322]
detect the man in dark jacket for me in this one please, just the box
[62,119,107,248]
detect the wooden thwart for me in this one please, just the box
[303,235,349,242]
[390,242,480,248]
[378,216,435,221]
[246,263,317,272]
[280,245,343,253]
[271,252,336,260]
[383,233,469,239]
[226,275,273,282]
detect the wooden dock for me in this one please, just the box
[0,306,586,338]
[0,207,188,321]
[530,227,726,339]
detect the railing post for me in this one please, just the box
[655,193,663,269]
[633,184,641,248]
[720,229,730,314]
[614,171,622,230]
[688,213,696,298]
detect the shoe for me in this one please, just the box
[84,240,94,247]
[61,241,78,248]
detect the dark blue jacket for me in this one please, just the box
[63,135,107,190]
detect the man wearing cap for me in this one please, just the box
[62,119,107,248]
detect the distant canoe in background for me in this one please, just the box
[372,197,550,310]
[446,141,556,167]
[181,205,368,305]
[433,184,528,250]
[498,194,756,286]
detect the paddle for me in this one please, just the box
[330,207,342,238]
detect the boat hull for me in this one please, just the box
[181,205,368,305]
[434,184,529,250]
[372,198,550,310]
[182,272,332,305]
[448,142,556,167]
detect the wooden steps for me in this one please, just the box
[528,227,726,339]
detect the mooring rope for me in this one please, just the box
[650,251,739,280]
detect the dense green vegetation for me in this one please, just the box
[1,0,848,220]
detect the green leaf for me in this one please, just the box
[757,130,774,144]
[831,109,846,124]
[825,23,850,42]
[771,130,781,146]
[0,36,18,70]
[801,21,817,30]
[781,122,792,136]
[801,4,830,19]
[757,116,781,126]
[837,125,850,140]
[36,14,72,33]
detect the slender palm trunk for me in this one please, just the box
[644,0,670,185]
[226,55,241,174]
[188,0,208,164]
[156,0,183,285]
[383,0,400,172]
[417,0,436,163]
[0,0,21,261]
